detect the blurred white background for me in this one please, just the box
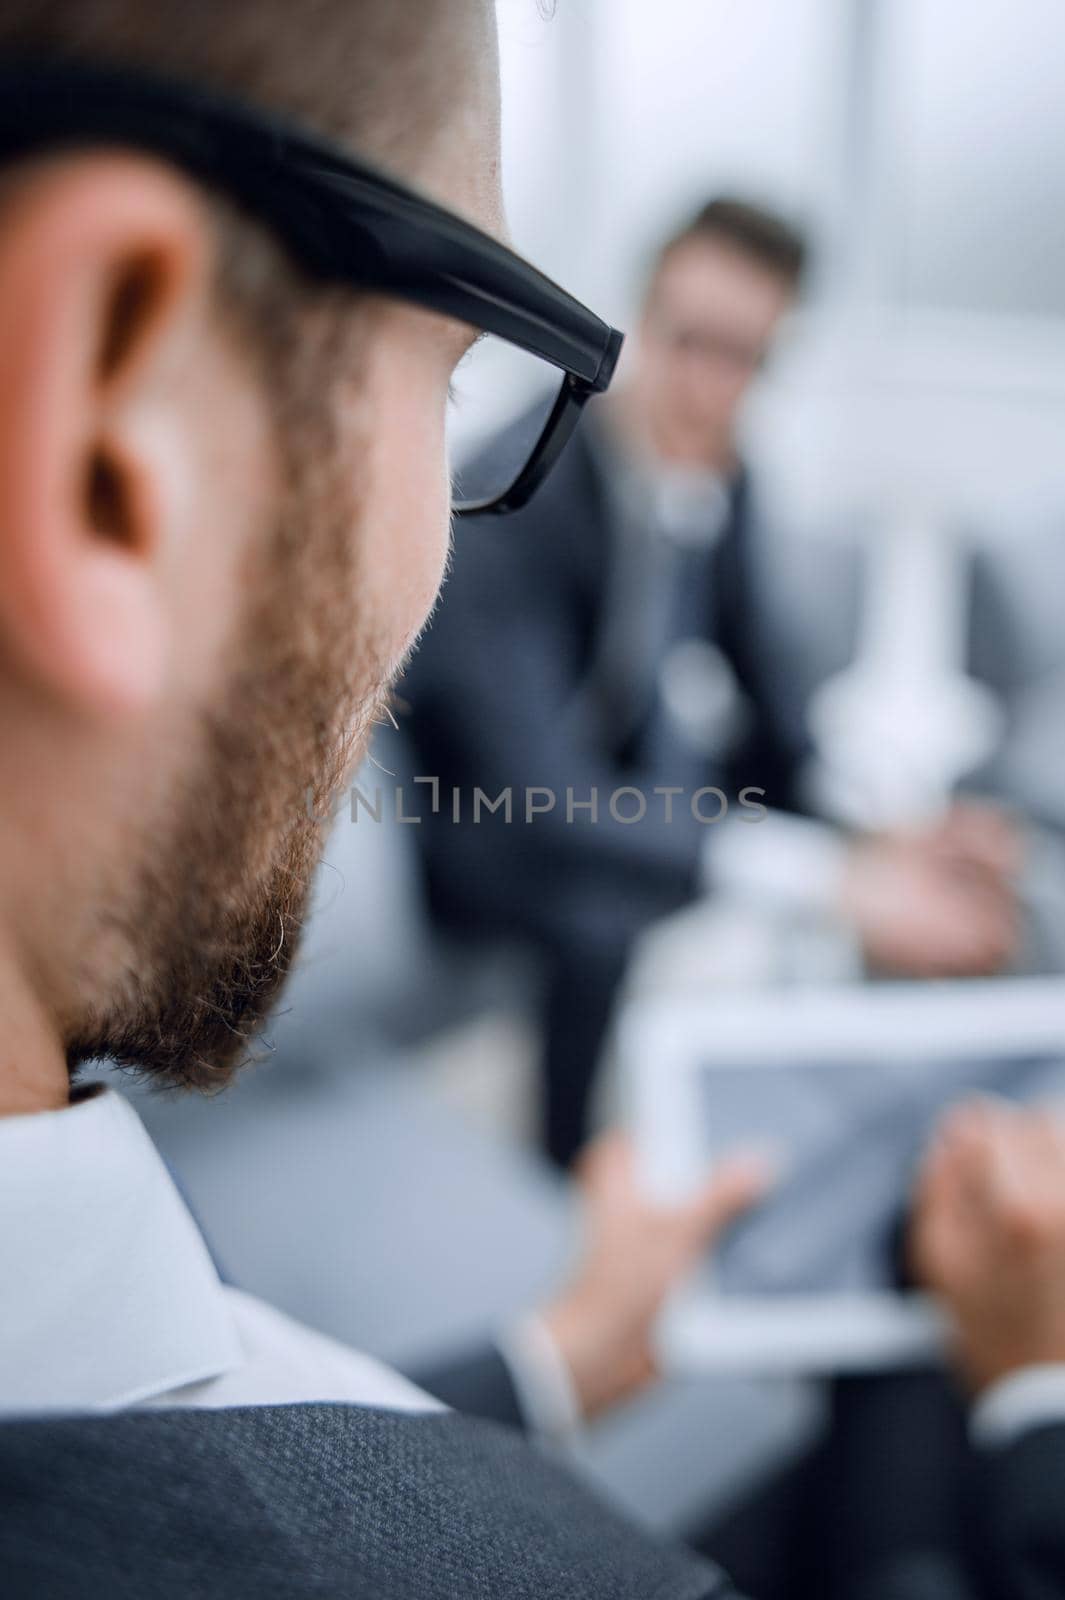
[499,0,1065,529]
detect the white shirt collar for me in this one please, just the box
[646,464,732,549]
[0,1086,242,1414]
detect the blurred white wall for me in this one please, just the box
[498,0,849,321]
[885,0,1065,320]
[496,0,1065,532]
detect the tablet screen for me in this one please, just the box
[701,1052,1065,1296]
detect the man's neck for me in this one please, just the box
[0,935,70,1115]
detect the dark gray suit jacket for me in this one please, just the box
[403,425,807,956]
[415,1343,526,1430]
[3,1384,1065,1595]
[0,1402,733,1599]
[419,1349,1065,1600]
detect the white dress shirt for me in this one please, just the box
[0,1087,439,1418]
[706,808,850,917]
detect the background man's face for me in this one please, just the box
[637,237,794,468]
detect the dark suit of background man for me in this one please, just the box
[0,4,1063,1598]
[405,201,1020,1166]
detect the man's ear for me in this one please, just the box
[0,152,213,716]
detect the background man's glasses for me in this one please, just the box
[0,56,624,518]
[653,317,770,376]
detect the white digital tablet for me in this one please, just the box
[621,977,1065,1374]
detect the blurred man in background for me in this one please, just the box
[405,199,1020,1165]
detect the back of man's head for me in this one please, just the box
[0,1,500,368]
[0,1,487,164]
[0,0,502,1111]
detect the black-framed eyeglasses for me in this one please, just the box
[0,56,624,518]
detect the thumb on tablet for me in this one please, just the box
[687,1150,778,1243]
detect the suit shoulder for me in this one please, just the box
[0,1405,734,1599]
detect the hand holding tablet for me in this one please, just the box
[624,978,1065,1373]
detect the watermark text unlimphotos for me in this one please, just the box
[307,779,768,827]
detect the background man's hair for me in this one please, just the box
[658,196,808,290]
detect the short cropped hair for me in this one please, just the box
[0,1,488,395]
[0,0,481,167]
[657,196,808,291]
